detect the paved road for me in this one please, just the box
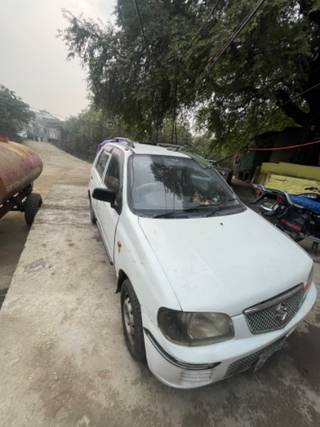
[0,141,90,292]
[0,142,319,426]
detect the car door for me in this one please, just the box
[90,149,111,213]
[99,148,124,261]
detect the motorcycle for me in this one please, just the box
[251,185,320,244]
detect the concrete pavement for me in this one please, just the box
[0,141,90,292]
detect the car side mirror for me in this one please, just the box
[92,188,116,204]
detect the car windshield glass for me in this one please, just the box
[128,154,244,218]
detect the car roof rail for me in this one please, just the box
[113,137,135,149]
[156,143,186,151]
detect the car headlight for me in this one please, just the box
[304,265,314,294]
[158,308,234,346]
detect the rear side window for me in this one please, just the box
[104,154,121,193]
[95,151,109,178]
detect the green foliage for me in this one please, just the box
[60,2,201,140]
[58,107,193,161]
[0,86,33,139]
[59,108,132,161]
[192,0,318,148]
[61,0,320,150]
[157,118,193,146]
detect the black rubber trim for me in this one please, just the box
[96,220,114,265]
[144,328,221,371]
[244,283,304,314]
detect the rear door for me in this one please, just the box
[99,148,124,261]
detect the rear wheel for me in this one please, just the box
[121,279,146,362]
[24,193,42,228]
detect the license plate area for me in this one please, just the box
[253,338,286,372]
[225,337,287,378]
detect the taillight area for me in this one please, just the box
[280,218,302,232]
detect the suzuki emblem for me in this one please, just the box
[275,303,288,322]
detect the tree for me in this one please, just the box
[61,0,320,157]
[157,118,193,146]
[59,108,131,161]
[0,85,33,139]
[60,2,199,141]
[58,106,193,161]
[191,0,320,154]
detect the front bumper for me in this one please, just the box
[144,283,317,389]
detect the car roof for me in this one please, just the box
[133,143,190,157]
[103,141,190,158]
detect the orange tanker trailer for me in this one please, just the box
[0,138,43,227]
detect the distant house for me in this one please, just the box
[27,110,62,142]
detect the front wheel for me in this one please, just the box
[24,192,42,228]
[121,279,146,362]
[89,197,96,224]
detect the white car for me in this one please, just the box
[88,138,317,389]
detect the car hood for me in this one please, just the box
[138,209,312,315]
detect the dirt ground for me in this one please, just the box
[0,140,90,291]
[0,141,320,426]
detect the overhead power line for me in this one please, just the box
[185,0,221,56]
[132,0,148,50]
[206,0,267,69]
[294,81,320,99]
[197,0,221,36]
[275,80,320,110]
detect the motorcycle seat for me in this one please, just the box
[289,195,320,215]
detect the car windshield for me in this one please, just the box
[128,154,244,218]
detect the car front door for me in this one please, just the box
[90,149,111,213]
[99,149,123,262]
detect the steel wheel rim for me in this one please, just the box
[123,296,135,347]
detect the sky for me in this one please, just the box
[0,0,117,119]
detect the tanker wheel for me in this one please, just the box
[24,193,42,228]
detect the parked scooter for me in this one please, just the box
[251,185,320,243]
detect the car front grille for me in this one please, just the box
[225,338,285,378]
[244,284,304,334]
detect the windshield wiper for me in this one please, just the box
[152,205,217,218]
[183,204,217,212]
[152,210,188,218]
[205,199,240,217]
[152,200,240,219]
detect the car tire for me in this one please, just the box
[89,197,96,224]
[121,279,146,362]
[24,192,42,228]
